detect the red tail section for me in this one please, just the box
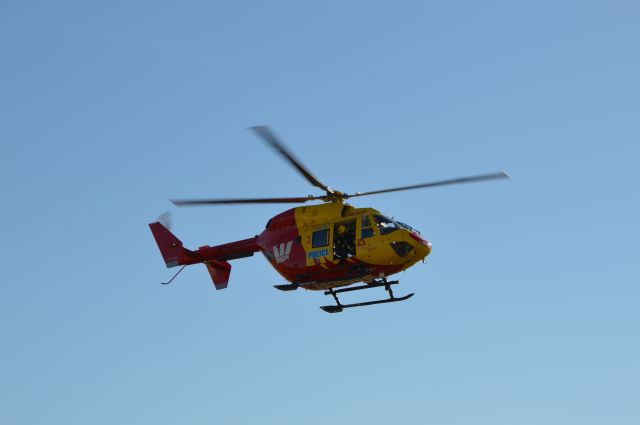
[149,221,260,289]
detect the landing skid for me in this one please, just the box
[320,279,414,313]
[320,293,414,313]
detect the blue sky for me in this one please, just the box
[1,1,638,424]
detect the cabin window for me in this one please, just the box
[312,228,329,247]
[374,215,400,235]
[361,215,374,239]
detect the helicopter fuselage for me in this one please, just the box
[149,202,432,291]
[256,202,432,290]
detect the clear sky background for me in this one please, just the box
[1,1,638,424]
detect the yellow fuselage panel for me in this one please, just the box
[293,203,430,269]
[295,204,356,266]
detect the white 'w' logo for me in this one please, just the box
[273,241,293,263]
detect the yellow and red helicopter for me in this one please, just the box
[149,126,508,313]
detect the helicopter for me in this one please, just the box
[149,126,509,313]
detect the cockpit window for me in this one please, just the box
[362,215,371,227]
[361,214,374,239]
[374,215,400,235]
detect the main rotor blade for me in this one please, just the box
[250,126,330,192]
[171,195,323,206]
[346,171,510,199]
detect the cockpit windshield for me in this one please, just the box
[397,221,420,234]
[374,215,400,235]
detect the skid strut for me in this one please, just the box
[320,279,414,313]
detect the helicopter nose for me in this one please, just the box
[423,240,432,257]
[409,232,432,256]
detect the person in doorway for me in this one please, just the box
[334,224,355,263]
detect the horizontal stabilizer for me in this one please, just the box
[206,260,232,290]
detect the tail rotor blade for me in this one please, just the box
[157,211,173,229]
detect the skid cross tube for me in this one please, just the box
[322,280,399,295]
